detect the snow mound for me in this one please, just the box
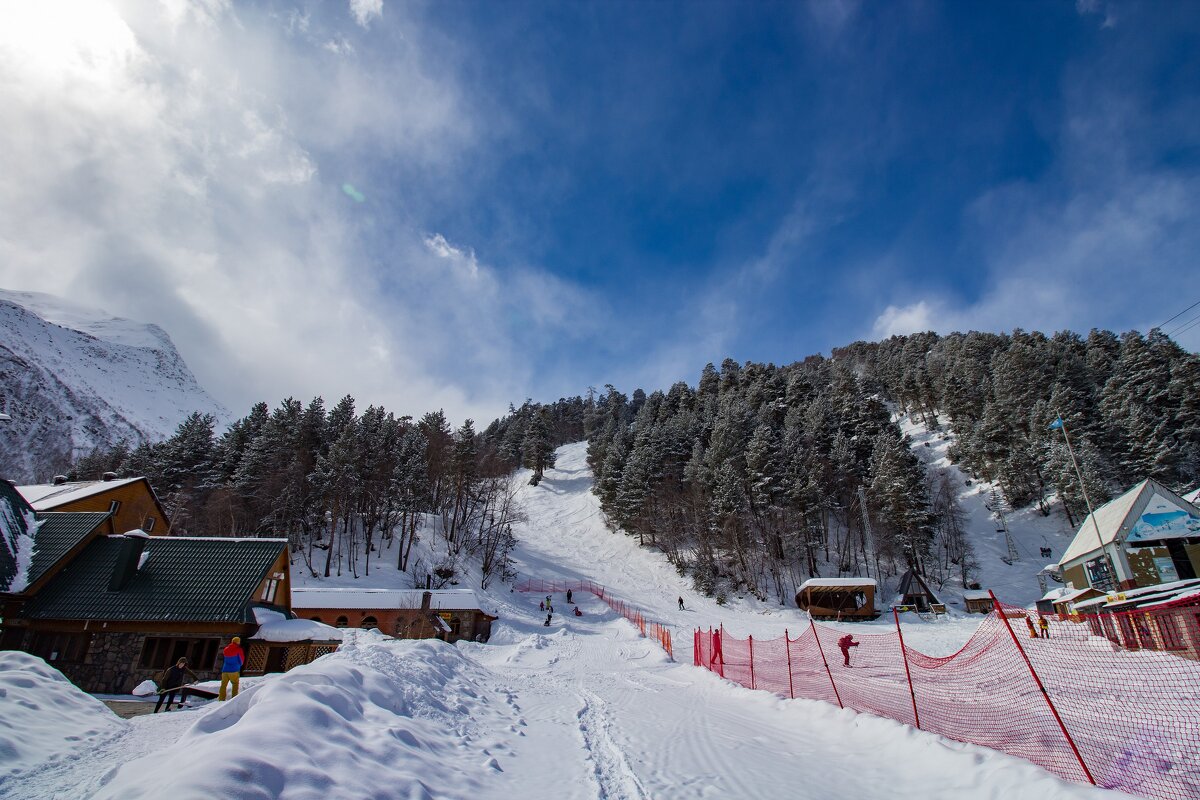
[92,631,515,800]
[131,680,158,697]
[255,617,344,643]
[0,652,125,781]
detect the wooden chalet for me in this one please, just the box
[1,476,299,693]
[292,588,497,643]
[795,578,878,621]
[17,475,171,536]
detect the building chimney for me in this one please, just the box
[52,475,68,485]
[421,591,432,610]
[101,472,118,481]
[108,531,150,592]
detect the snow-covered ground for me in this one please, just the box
[0,442,1137,799]
[897,412,1079,609]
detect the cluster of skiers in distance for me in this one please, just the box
[541,589,585,626]
[1025,615,1052,639]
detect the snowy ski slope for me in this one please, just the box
[0,443,1132,799]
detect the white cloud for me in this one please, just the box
[0,0,588,425]
[349,0,383,30]
[872,301,936,339]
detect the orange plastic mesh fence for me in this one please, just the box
[695,598,1200,799]
[515,579,674,660]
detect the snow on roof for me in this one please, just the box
[1056,587,1101,605]
[254,617,343,643]
[1058,480,1148,566]
[962,590,992,601]
[1040,587,1070,602]
[1185,486,1200,505]
[290,588,484,611]
[797,577,876,590]
[17,478,143,509]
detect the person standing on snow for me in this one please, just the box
[539,600,545,611]
[544,612,552,627]
[155,657,198,712]
[678,597,685,611]
[1038,616,1050,639]
[218,636,245,701]
[1025,616,1038,638]
[566,589,573,604]
[837,634,859,666]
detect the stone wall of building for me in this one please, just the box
[54,631,222,694]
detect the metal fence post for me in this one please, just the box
[784,629,795,699]
[990,591,1095,785]
[894,608,921,730]
[748,634,756,690]
[810,618,842,709]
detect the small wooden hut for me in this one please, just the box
[893,570,945,613]
[962,590,994,614]
[795,578,878,621]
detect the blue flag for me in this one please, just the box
[1049,417,1064,430]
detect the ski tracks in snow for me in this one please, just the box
[575,689,647,800]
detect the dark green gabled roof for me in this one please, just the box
[23,537,287,623]
[28,512,111,588]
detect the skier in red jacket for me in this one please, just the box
[838,634,859,666]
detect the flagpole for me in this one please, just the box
[1054,415,1107,558]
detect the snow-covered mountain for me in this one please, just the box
[0,289,229,482]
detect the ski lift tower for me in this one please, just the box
[988,487,1020,565]
[857,486,874,576]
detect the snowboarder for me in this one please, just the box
[678,596,685,611]
[154,657,198,712]
[1038,616,1050,639]
[574,606,583,617]
[218,636,245,701]
[547,603,553,615]
[566,589,573,604]
[837,634,859,666]
[1025,616,1038,638]
[544,612,552,627]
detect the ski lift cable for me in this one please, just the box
[1169,313,1200,339]
[1158,298,1200,330]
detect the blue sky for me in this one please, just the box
[1,1,1198,422]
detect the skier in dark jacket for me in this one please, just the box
[838,634,859,666]
[678,596,685,611]
[155,658,198,712]
[566,589,573,604]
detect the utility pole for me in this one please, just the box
[857,486,874,578]
[1051,415,1113,588]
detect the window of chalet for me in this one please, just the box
[109,500,121,515]
[144,516,156,532]
[360,616,378,630]
[335,616,349,628]
[261,577,281,603]
[30,632,91,663]
[138,637,220,670]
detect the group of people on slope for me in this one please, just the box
[152,636,246,712]
[1025,615,1051,639]
[540,591,586,626]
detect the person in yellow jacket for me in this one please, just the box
[218,636,245,700]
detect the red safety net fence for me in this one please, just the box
[695,595,1200,800]
[514,578,673,660]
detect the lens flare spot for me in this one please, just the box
[342,183,365,203]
